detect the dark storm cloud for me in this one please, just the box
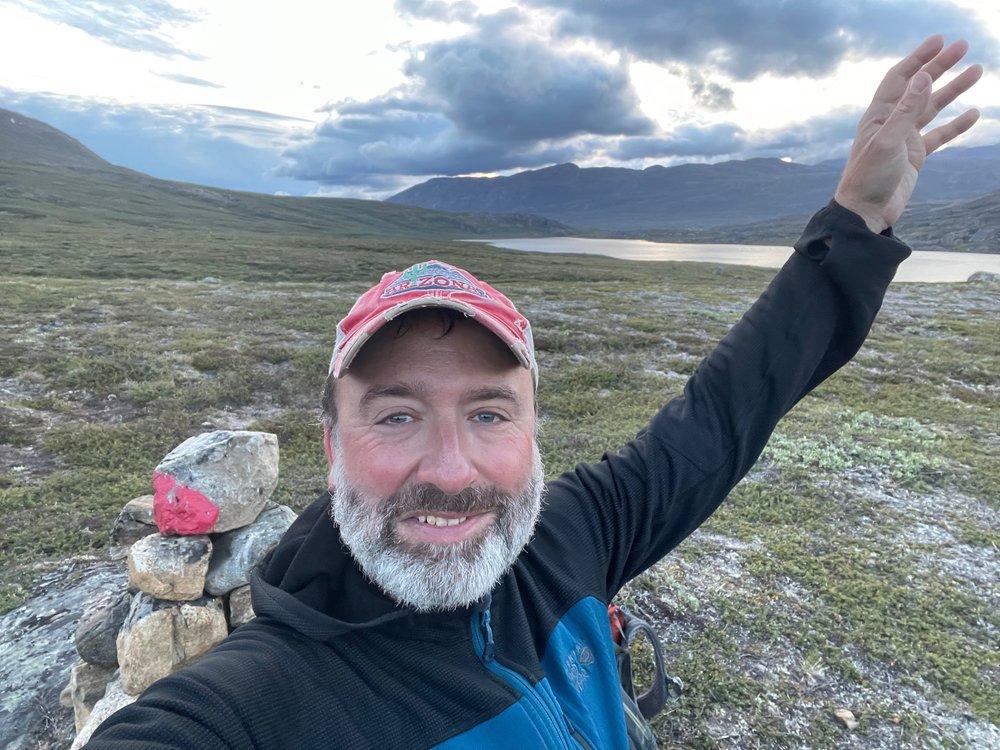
[405,29,652,140]
[279,89,583,188]
[11,0,203,59]
[279,21,654,190]
[688,76,735,111]
[524,0,999,79]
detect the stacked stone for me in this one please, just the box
[64,430,297,747]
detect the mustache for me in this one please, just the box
[381,483,513,517]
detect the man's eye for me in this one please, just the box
[474,412,503,424]
[383,414,413,425]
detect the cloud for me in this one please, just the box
[687,75,734,111]
[606,106,867,165]
[9,0,203,59]
[746,108,861,162]
[524,0,1000,79]
[410,28,651,139]
[155,72,224,88]
[394,0,480,23]
[280,90,584,191]
[609,123,746,160]
[279,18,654,192]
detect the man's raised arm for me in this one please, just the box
[561,36,985,590]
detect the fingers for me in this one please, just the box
[921,38,970,83]
[870,36,972,117]
[924,108,981,155]
[898,34,948,78]
[870,35,945,107]
[866,36,981,136]
[921,63,984,128]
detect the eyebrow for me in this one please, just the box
[462,386,522,405]
[359,382,424,409]
[359,383,524,410]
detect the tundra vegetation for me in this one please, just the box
[0,226,997,749]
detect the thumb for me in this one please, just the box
[879,71,932,142]
[907,70,932,97]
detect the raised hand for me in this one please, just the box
[834,35,983,233]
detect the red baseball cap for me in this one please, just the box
[329,260,537,385]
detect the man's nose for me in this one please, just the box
[414,419,478,495]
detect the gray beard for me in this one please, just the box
[329,442,545,612]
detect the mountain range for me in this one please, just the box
[2,106,998,253]
[387,149,1000,236]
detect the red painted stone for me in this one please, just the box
[153,471,220,535]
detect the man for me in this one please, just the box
[87,36,981,748]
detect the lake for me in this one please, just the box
[476,237,1000,283]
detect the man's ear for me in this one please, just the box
[323,425,337,490]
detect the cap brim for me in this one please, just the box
[332,296,535,382]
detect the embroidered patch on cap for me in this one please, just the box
[381,261,491,300]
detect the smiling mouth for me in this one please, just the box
[399,509,494,543]
[416,514,468,527]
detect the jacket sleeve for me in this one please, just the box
[81,671,247,748]
[539,201,911,596]
[81,624,300,748]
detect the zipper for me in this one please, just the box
[471,598,585,749]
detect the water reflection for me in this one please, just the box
[476,237,1000,283]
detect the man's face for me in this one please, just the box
[327,312,542,611]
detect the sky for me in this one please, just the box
[1,0,998,199]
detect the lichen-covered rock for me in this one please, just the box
[227,584,255,629]
[205,503,297,596]
[0,561,126,750]
[153,431,279,535]
[63,660,117,734]
[109,495,158,559]
[70,676,136,749]
[127,534,212,601]
[74,589,130,668]
[116,592,228,696]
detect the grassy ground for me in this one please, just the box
[1,240,997,748]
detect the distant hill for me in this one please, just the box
[619,190,1000,254]
[386,146,1000,235]
[0,108,114,170]
[0,108,572,240]
[895,190,1000,252]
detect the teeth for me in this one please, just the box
[416,514,467,527]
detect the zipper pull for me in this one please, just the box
[479,606,496,663]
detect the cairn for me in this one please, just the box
[64,430,297,747]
